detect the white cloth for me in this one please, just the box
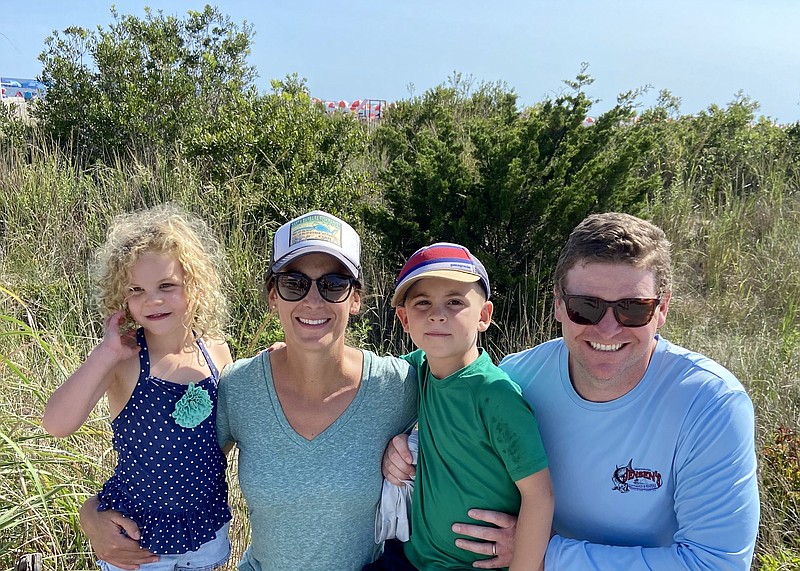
[374,430,419,543]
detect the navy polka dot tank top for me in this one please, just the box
[96,328,231,554]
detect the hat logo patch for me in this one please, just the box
[290,214,342,247]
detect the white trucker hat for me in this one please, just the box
[269,210,361,279]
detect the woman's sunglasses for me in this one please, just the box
[560,289,661,328]
[274,272,357,303]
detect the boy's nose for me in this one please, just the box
[428,309,446,321]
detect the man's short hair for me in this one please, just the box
[554,212,672,297]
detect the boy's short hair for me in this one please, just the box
[392,242,490,307]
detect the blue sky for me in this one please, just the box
[2,1,799,122]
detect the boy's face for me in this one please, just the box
[396,276,492,378]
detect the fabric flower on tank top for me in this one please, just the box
[171,383,212,428]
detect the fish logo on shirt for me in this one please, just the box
[612,459,662,493]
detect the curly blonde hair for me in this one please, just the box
[92,203,229,341]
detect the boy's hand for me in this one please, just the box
[382,433,415,486]
[80,496,157,570]
[452,509,517,569]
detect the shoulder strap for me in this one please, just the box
[195,336,220,384]
[136,327,150,379]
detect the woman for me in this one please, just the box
[79,210,418,570]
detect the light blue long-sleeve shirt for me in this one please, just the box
[500,335,759,571]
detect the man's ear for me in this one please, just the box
[655,289,671,329]
[553,286,565,324]
[477,300,493,332]
[395,306,411,332]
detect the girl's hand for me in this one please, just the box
[98,310,139,361]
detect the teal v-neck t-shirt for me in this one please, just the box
[216,350,417,570]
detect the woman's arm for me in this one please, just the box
[79,496,158,570]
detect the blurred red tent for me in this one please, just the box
[317,97,387,122]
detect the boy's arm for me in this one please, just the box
[42,311,136,437]
[509,468,554,571]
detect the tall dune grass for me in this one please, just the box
[1,145,799,569]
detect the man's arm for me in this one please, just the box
[79,496,158,570]
[451,509,517,569]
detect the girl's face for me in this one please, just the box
[268,253,360,351]
[125,251,190,337]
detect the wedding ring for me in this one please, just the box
[492,542,497,556]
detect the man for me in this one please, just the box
[385,212,759,570]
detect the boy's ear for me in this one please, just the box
[395,306,411,332]
[477,300,493,332]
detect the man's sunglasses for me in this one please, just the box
[560,289,661,328]
[274,272,357,303]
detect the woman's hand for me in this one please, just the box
[80,496,158,570]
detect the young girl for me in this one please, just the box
[43,204,234,571]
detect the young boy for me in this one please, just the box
[370,243,553,571]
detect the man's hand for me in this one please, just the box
[80,496,158,570]
[452,509,518,569]
[382,433,415,486]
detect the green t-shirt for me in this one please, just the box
[403,348,549,570]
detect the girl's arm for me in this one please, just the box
[509,468,554,571]
[42,311,138,437]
